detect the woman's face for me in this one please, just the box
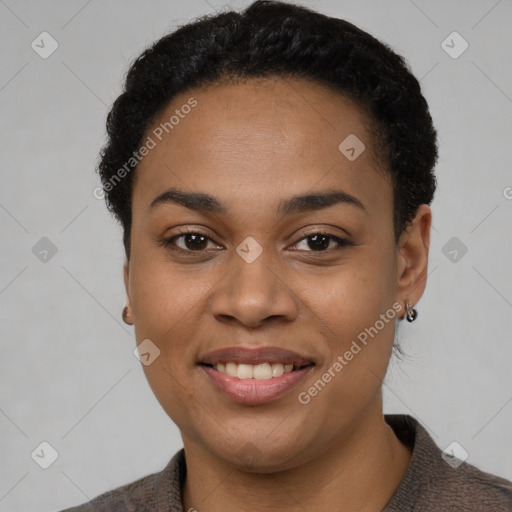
[124,77,429,470]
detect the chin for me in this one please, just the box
[202,433,313,473]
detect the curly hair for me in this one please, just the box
[98,0,437,260]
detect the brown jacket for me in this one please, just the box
[60,414,512,511]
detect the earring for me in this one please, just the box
[122,306,132,325]
[405,299,417,322]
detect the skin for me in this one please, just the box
[122,76,431,511]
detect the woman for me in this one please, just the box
[62,1,512,510]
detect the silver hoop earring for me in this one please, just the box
[405,299,417,322]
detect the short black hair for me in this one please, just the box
[98,0,437,259]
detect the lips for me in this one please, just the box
[198,346,315,405]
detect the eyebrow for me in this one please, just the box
[149,187,365,216]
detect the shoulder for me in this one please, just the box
[58,449,186,512]
[435,457,512,510]
[59,473,158,512]
[384,414,512,511]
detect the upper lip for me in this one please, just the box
[199,346,315,366]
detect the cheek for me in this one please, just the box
[128,247,216,374]
[296,246,397,395]
[130,235,204,319]
[294,281,396,437]
[301,247,397,336]
[129,256,210,426]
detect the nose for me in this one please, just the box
[210,246,299,329]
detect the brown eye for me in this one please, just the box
[292,233,352,252]
[305,234,331,251]
[160,231,223,256]
[178,233,209,251]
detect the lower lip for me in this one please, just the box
[200,365,314,405]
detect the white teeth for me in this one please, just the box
[237,364,253,379]
[212,362,303,380]
[272,363,284,377]
[253,363,272,380]
[225,362,238,377]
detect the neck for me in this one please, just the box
[182,400,412,512]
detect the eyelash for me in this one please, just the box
[158,228,353,257]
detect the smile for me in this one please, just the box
[206,361,312,380]
[198,346,315,404]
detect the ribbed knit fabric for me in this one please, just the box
[383,415,512,511]
[60,414,512,511]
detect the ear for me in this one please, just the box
[395,204,432,319]
[123,260,131,309]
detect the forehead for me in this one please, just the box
[132,77,392,219]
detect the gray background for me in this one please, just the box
[1,0,511,510]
